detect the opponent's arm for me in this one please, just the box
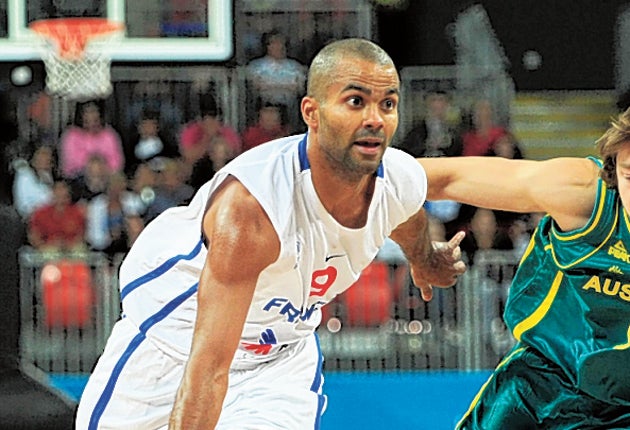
[390,208,466,301]
[419,156,599,231]
[169,177,280,430]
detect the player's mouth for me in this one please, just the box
[353,139,383,155]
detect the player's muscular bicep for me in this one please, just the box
[421,157,597,223]
[527,158,598,231]
[203,178,280,282]
[193,178,280,360]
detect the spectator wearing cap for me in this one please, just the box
[178,94,241,167]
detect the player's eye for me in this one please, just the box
[382,99,396,110]
[347,96,363,107]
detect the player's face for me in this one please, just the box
[315,58,399,178]
[615,144,630,215]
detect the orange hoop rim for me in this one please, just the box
[29,18,124,59]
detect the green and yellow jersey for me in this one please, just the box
[504,157,630,406]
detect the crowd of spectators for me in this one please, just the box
[2,30,537,270]
[393,90,538,268]
[5,89,292,262]
[1,30,305,261]
[5,86,541,267]
[388,91,540,356]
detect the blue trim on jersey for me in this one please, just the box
[88,282,199,429]
[311,332,326,430]
[310,333,324,392]
[376,161,384,178]
[298,134,309,171]
[297,133,384,178]
[120,238,203,300]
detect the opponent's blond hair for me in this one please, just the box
[596,108,630,188]
[306,38,396,100]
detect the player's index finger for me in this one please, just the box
[448,231,466,247]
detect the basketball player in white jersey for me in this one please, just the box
[76,38,466,430]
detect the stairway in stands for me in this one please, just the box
[510,91,618,160]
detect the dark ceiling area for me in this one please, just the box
[377,0,627,91]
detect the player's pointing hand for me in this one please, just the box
[411,230,467,302]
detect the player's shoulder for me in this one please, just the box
[380,147,427,209]
[228,134,302,167]
[382,146,426,179]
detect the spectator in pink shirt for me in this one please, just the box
[60,100,124,178]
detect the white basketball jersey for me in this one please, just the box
[119,134,427,367]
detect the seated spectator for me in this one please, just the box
[395,90,463,157]
[461,99,507,157]
[459,207,514,264]
[68,153,111,204]
[490,131,525,159]
[246,30,307,133]
[125,107,179,176]
[241,103,290,152]
[26,91,56,147]
[86,172,144,256]
[398,91,463,225]
[59,100,124,179]
[179,94,241,166]
[125,162,157,218]
[12,145,56,220]
[143,158,194,223]
[187,135,234,191]
[28,180,86,256]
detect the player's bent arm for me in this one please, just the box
[169,177,281,430]
[418,156,599,231]
[389,208,466,301]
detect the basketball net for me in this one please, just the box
[30,18,124,101]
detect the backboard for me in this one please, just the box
[0,0,233,61]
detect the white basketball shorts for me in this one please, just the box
[76,317,327,429]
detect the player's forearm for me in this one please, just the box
[169,374,227,430]
[390,209,432,268]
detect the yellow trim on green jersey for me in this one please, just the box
[513,271,563,341]
[549,203,618,270]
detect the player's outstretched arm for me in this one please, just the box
[390,208,466,301]
[418,156,599,232]
[169,176,280,430]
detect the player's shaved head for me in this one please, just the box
[307,38,397,100]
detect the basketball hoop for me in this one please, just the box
[30,18,124,100]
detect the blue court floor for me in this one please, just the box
[49,370,492,430]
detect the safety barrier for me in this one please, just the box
[19,248,520,374]
[19,249,122,373]
[319,250,519,371]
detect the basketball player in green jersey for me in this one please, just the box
[419,108,630,429]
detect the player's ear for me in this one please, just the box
[301,96,319,130]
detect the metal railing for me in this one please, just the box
[18,248,520,374]
[19,249,121,373]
